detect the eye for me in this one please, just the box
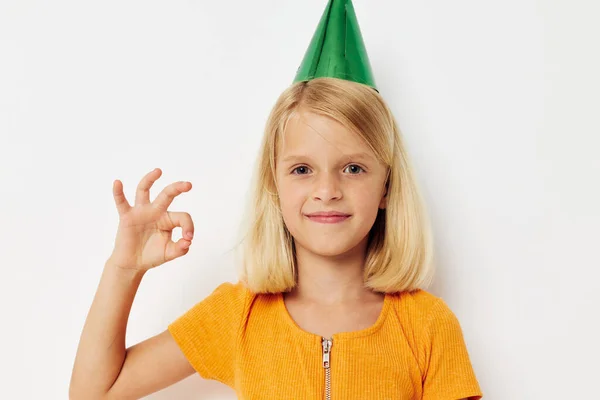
[291,165,311,175]
[344,164,364,174]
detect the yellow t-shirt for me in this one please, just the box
[168,281,483,399]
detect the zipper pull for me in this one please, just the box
[321,337,332,368]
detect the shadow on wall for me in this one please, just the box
[145,374,237,399]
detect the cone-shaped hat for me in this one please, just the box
[293,0,377,91]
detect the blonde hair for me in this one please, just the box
[236,77,434,294]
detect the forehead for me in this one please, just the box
[279,110,372,159]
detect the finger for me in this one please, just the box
[165,238,191,262]
[135,168,162,206]
[167,211,195,240]
[152,181,192,212]
[112,180,131,215]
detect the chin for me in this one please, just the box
[309,247,348,258]
[299,238,364,258]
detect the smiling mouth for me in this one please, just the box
[305,214,351,224]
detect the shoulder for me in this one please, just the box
[386,290,474,372]
[388,288,445,316]
[202,280,257,314]
[210,280,254,299]
[169,280,256,328]
[167,280,257,385]
[387,289,462,336]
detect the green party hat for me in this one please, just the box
[293,0,377,91]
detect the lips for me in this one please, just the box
[305,211,351,224]
[307,211,349,217]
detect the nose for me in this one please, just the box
[312,172,342,202]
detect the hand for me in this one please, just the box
[108,168,194,272]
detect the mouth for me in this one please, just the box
[305,211,351,224]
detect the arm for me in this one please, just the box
[69,259,194,399]
[105,330,194,399]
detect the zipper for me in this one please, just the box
[321,337,333,400]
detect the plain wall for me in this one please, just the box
[1,0,598,398]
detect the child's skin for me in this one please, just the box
[69,168,197,399]
[275,109,389,340]
[69,110,408,399]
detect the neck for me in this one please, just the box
[289,237,379,305]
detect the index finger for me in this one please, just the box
[135,168,163,206]
[152,181,192,212]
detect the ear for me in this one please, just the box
[378,195,387,210]
[378,180,389,210]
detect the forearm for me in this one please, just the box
[70,259,146,399]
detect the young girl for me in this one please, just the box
[70,2,482,399]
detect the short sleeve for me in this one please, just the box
[167,281,249,386]
[422,298,483,400]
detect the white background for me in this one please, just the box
[1,0,598,399]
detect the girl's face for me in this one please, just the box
[275,110,388,258]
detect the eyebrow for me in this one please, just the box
[280,152,374,164]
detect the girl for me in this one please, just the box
[70,77,483,399]
[70,1,483,399]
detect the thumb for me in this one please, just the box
[165,238,191,262]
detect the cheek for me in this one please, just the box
[278,182,307,215]
[348,184,384,223]
[351,182,383,206]
[279,196,305,238]
[279,199,297,219]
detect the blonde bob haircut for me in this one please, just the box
[237,77,434,294]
